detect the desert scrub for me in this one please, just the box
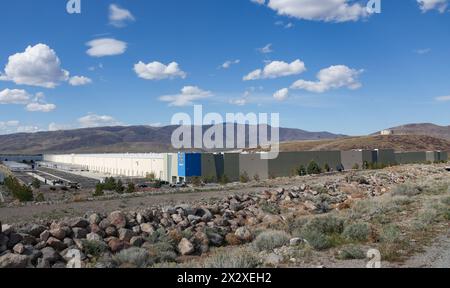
[379,224,407,261]
[252,230,290,252]
[147,242,178,263]
[391,196,414,207]
[82,240,108,258]
[203,247,259,268]
[391,183,423,197]
[421,181,449,195]
[113,247,151,268]
[342,222,371,242]
[298,215,345,250]
[260,201,281,215]
[441,196,450,206]
[286,217,309,235]
[337,245,366,260]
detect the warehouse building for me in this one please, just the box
[341,150,377,170]
[0,154,43,163]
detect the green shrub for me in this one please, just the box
[337,245,366,260]
[35,192,45,202]
[219,175,229,185]
[113,247,151,268]
[115,180,124,193]
[342,222,371,242]
[252,230,290,252]
[192,177,202,187]
[324,163,331,172]
[260,202,281,215]
[240,172,250,183]
[307,161,322,175]
[147,241,177,264]
[4,176,33,202]
[94,184,105,197]
[299,215,345,250]
[441,196,450,206]
[203,248,259,268]
[391,184,423,197]
[352,163,360,170]
[32,178,41,189]
[82,240,108,257]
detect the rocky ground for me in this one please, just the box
[1,163,450,268]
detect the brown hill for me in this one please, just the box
[278,135,450,152]
[374,123,450,140]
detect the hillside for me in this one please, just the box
[0,124,345,154]
[277,135,450,152]
[374,123,450,140]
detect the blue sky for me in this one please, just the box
[0,0,449,136]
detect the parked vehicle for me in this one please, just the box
[170,182,186,188]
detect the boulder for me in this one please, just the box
[28,225,47,238]
[98,218,111,230]
[70,218,90,229]
[87,232,102,242]
[13,243,25,254]
[105,226,118,237]
[7,232,23,248]
[118,228,133,242]
[207,232,224,247]
[19,233,37,246]
[46,237,68,251]
[289,238,303,246]
[89,213,102,225]
[49,228,66,240]
[72,228,88,239]
[130,236,145,247]
[0,253,29,268]
[40,230,50,242]
[108,238,128,253]
[1,224,13,236]
[140,223,154,234]
[178,238,194,256]
[234,227,253,242]
[108,211,127,229]
[41,247,61,264]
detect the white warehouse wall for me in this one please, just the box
[43,154,170,181]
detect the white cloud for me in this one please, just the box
[417,0,448,12]
[435,95,450,102]
[109,4,135,27]
[16,125,40,133]
[258,43,273,54]
[134,61,187,80]
[0,89,31,104]
[159,86,213,107]
[229,98,248,106]
[86,38,127,57]
[251,0,266,5]
[221,59,241,69]
[48,122,73,131]
[78,114,122,128]
[25,102,56,113]
[273,88,289,101]
[0,121,40,134]
[414,48,432,55]
[266,0,369,22]
[243,59,306,81]
[0,44,69,88]
[69,76,92,86]
[291,65,363,93]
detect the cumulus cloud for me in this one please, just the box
[251,0,266,4]
[417,0,448,12]
[435,95,450,102]
[0,89,31,104]
[0,44,69,88]
[221,59,241,69]
[48,122,73,131]
[291,65,363,93]
[243,59,306,81]
[273,88,289,101]
[78,114,122,128]
[69,76,92,86]
[134,61,187,80]
[266,0,369,22]
[86,38,127,57]
[109,4,135,27]
[258,43,273,54]
[0,121,40,135]
[159,86,213,107]
[25,102,56,113]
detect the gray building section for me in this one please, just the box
[438,151,448,162]
[201,153,224,181]
[239,153,269,180]
[341,150,375,170]
[164,153,179,183]
[0,155,43,163]
[268,151,342,178]
[376,149,396,165]
[223,153,240,182]
[395,152,428,164]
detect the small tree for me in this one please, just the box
[307,161,322,175]
[324,163,331,172]
[115,179,124,193]
[32,178,41,189]
[297,165,307,176]
[126,182,136,193]
[352,163,360,170]
[94,183,105,197]
[219,174,229,185]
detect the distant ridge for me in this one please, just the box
[0,124,346,154]
[373,123,450,140]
